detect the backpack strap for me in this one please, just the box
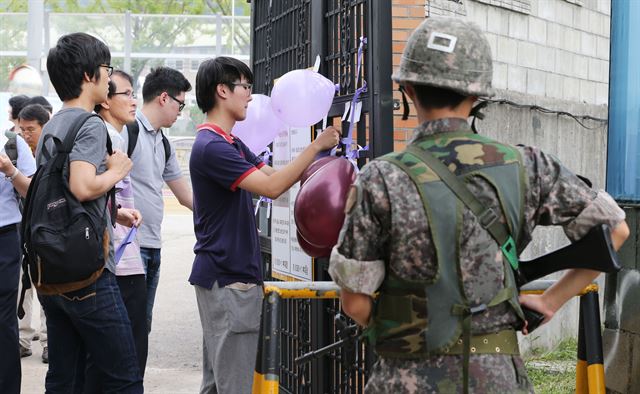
[58,113,116,226]
[3,131,18,165]
[126,120,172,163]
[126,120,139,158]
[160,129,171,163]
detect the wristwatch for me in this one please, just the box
[5,167,20,181]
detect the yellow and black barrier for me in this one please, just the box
[521,281,605,394]
[254,280,605,394]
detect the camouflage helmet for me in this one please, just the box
[392,17,494,97]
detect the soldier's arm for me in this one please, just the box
[518,146,629,332]
[340,290,373,327]
[329,163,390,327]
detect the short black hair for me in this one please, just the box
[8,95,30,120]
[142,67,191,103]
[411,84,467,110]
[47,32,111,101]
[18,104,50,126]
[27,96,53,113]
[195,57,253,114]
[93,70,134,114]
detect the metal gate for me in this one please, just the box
[250,0,394,392]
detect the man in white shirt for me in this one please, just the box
[88,70,149,389]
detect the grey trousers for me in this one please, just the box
[195,282,263,394]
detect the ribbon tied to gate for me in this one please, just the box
[342,37,369,165]
[255,148,273,231]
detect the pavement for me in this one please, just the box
[20,199,203,393]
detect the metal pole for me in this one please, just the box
[216,13,222,56]
[42,9,50,96]
[27,0,45,93]
[581,291,606,394]
[252,291,281,394]
[124,11,132,73]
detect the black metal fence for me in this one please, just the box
[250,0,393,392]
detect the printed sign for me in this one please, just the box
[270,127,313,281]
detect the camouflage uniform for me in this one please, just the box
[328,118,625,393]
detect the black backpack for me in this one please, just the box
[19,112,116,300]
[126,120,171,163]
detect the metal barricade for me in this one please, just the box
[255,280,606,394]
[253,282,372,394]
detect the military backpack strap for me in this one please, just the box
[406,145,522,278]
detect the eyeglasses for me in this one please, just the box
[113,90,137,99]
[167,94,185,111]
[99,64,114,77]
[230,82,253,93]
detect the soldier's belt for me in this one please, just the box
[442,329,519,355]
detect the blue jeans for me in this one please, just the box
[0,226,21,394]
[39,270,142,394]
[140,247,161,333]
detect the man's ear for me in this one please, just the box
[83,71,93,83]
[100,100,110,111]
[216,83,229,100]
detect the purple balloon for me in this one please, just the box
[232,94,286,154]
[270,69,336,128]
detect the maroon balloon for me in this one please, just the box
[294,157,356,249]
[296,230,332,258]
[299,156,336,186]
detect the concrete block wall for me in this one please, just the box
[391,0,612,353]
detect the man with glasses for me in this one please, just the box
[86,70,149,389]
[123,66,193,333]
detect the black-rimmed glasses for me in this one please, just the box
[230,82,253,93]
[99,64,114,77]
[167,94,185,111]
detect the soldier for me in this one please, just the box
[328,17,629,393]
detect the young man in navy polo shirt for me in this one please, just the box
[190,57,340,394]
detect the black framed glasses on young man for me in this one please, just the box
[230,82,253,93]
[167,94,186,111]
[99,64,113,77]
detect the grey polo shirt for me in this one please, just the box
[122,110,182,249]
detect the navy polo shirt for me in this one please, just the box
[188,123,265,289]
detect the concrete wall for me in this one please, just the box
[392,0,611,352]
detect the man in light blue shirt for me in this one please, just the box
[122,67,193,332]
[0,130,36,394]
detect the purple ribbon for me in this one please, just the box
[255,148,273,227]
[343,37,368,161]
[115,226,137,265]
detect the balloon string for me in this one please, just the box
[343,37,368,161]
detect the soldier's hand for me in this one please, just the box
[312,126,340,151]
[106,149,133,179]
[518,294,554,335]
[0,154,16,176]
